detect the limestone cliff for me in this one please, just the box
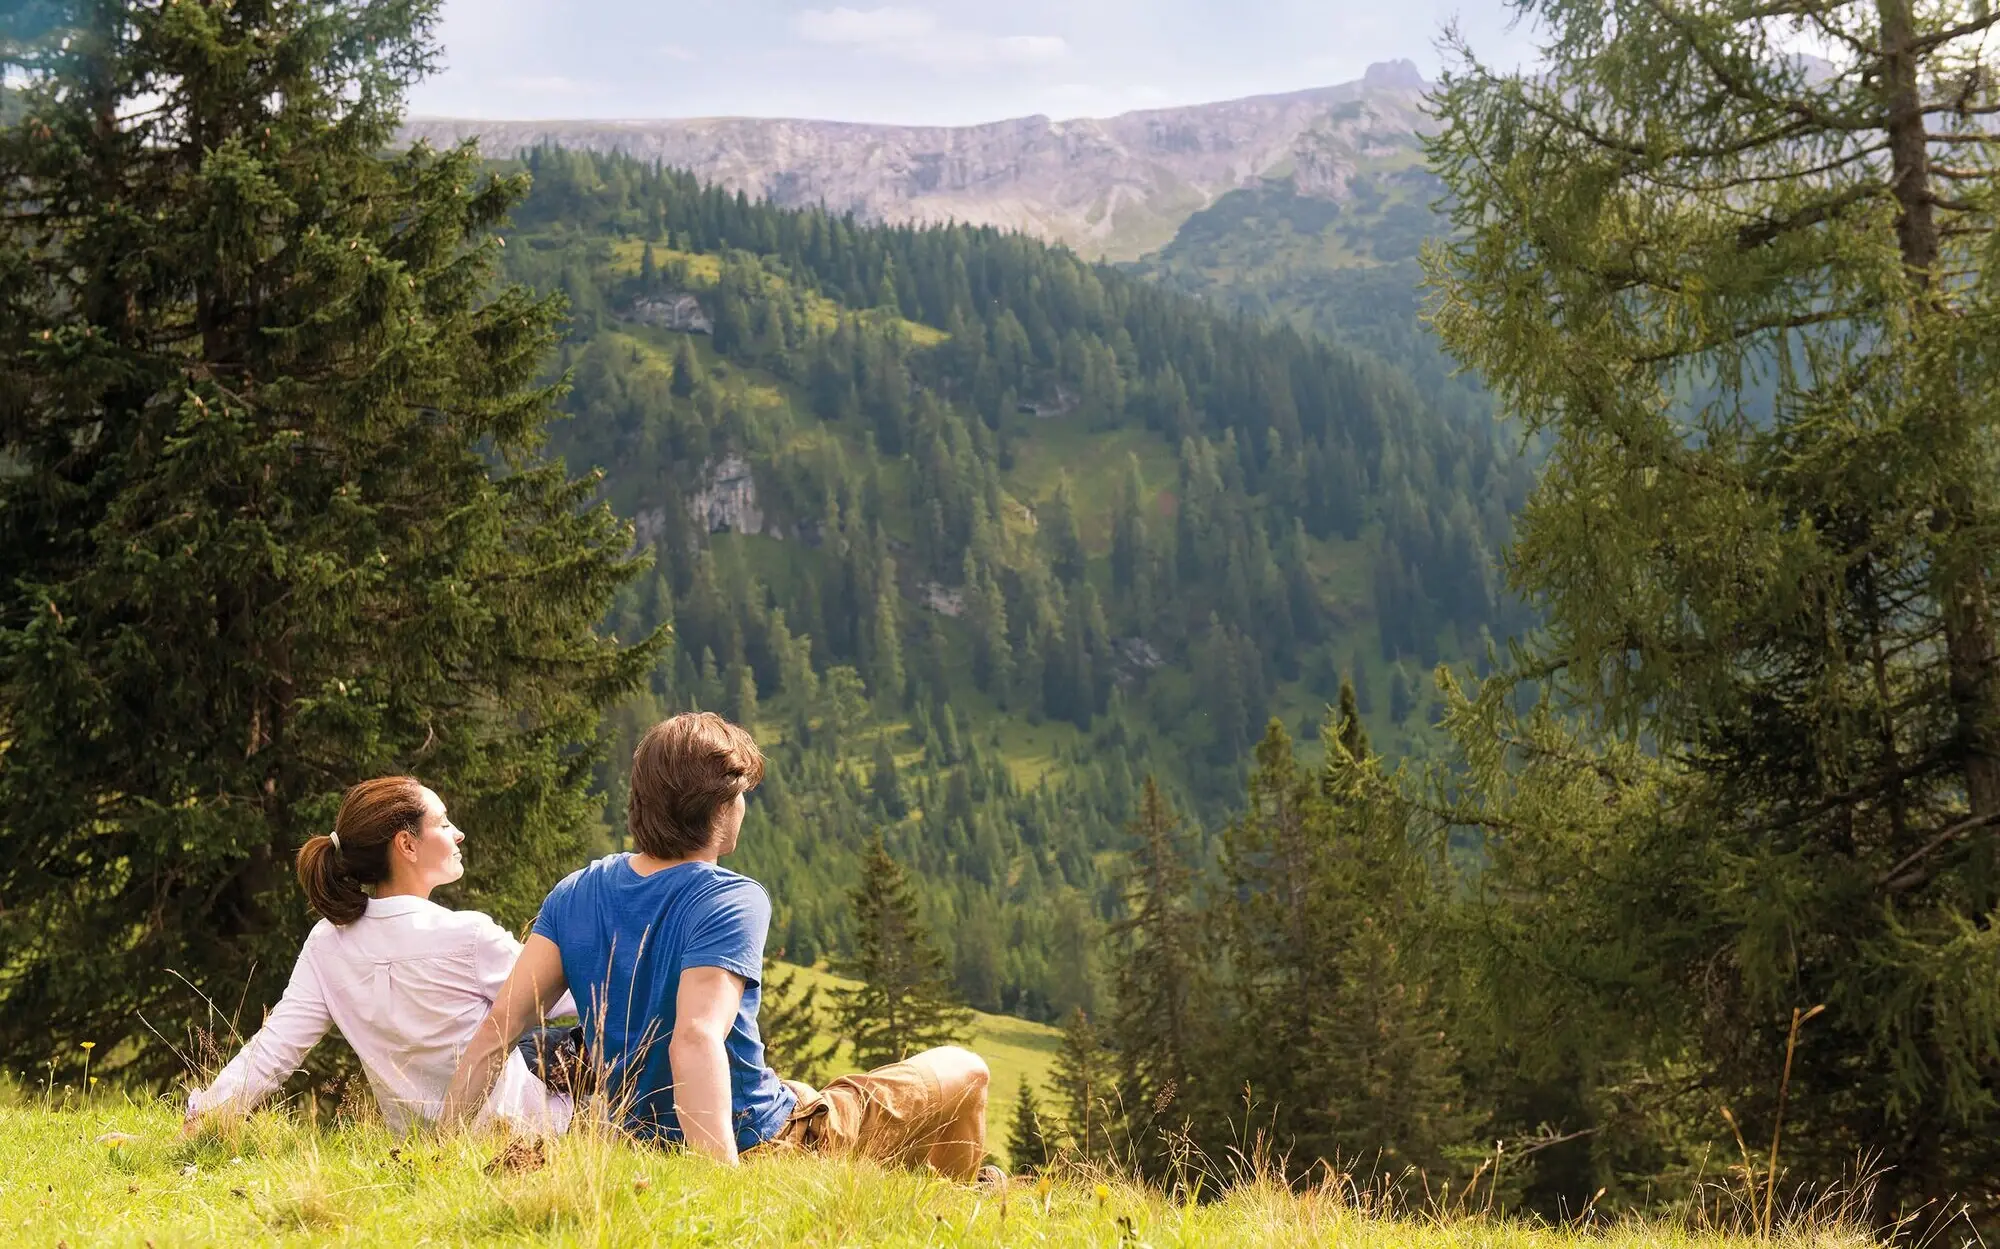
[399,61,1431,262]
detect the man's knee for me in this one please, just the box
[913,1045,989,1096]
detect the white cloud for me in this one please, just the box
[792,6,1070,68]
[502,75,614,98]
[993,35,1070,65]
[657,43,699,62]
[795,6,939,45]
[1043,81,1175,117]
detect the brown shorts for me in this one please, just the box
[757,1059,974,1168]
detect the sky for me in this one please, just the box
[405,0,1543,126]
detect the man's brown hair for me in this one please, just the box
[628,712,765,859]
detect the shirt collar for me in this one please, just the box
[364,894,433,918]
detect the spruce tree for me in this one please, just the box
[833,837,971,1068]
[668,336,702,398]
[1108,776,1203,1171]
[1313,914,1470,1180]
[1334,676,1370,762]
[1218,721,1340,1156]
[1006,1082,1056,1175]
[0,0,655,1075]
[758,966,838,1086]
[1426,0,2000,1215]
[1050,1006,1119,1161]
[870,737,907,819]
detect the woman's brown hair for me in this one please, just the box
[628,712,765,859]
[295,777,427,925]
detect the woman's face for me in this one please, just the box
[396,786,465,890]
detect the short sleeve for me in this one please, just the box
[530,868,585,945]
[680,879,770,986]
[472,912,579,1022]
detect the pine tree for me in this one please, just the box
[1109,776,1203,1171]
[833,837,972,1068]
[1334,676,1370,762]
[1388,665,1415,724]
[0,0,656,1074]
[669,336,703,398]
[1110,455,1149,594]
[1218,720,1342,1161]
[1426,0,2000,1213]
[1050,1006,1119,1161]
[1313,914,1470,1180]
[723,660,758,729]
[758,966,838,1087]
[864,537,904,701]
[870,737,907,819]
[1041,473,1087,585]
[1006,1082,1057,1175]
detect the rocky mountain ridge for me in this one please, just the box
[400,60,1432,261]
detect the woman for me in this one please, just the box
[185,777,574,1135]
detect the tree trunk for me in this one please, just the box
[1877,0,2000,862]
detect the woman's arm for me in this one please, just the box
[184,945,333,1130]
[668,965,747,1165]
[441,933,568,1127]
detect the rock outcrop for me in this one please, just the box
[399,63,1431,262]
[628,292,712,334]
[686,454,765,536]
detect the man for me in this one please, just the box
[443,711,995,1180]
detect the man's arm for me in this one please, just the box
[668,965,747,1164]
[441,933,568,1127]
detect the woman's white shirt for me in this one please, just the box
[187,895,575,1134]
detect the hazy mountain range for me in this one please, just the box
[400,59,1434,262]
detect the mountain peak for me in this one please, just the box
[1363,59,1428,91]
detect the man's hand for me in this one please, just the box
[668,965,747,1165]
[440,933,568,1128]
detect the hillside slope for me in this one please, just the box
[497,149,1532,1024]
[402,61,1432,262]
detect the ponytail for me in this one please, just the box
[295,776,425,925]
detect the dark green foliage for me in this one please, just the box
[1135,177,1490,430]
[1311,912,1470,1177]
[1090,712,1470,1185]
[0,0,653,1078]
[1214,722,1344,1155]
[1388,666,1415,724]
[1006,1082,1056,1175]
[474,143,1538,1022]
[833,837,973,1068]
[1049,1006,1119,1161]
[1335,677,1369,760]
[1108,777,1202,1174]
[758,966,837,1087]
[869,737,906,819]
[1422,0,2000,1220]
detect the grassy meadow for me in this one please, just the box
[1,1092,1879,1248]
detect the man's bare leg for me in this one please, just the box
[904,1046,990,1180]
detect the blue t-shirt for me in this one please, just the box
[531,855,796,1149]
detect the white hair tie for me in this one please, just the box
[328,830,342,852]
